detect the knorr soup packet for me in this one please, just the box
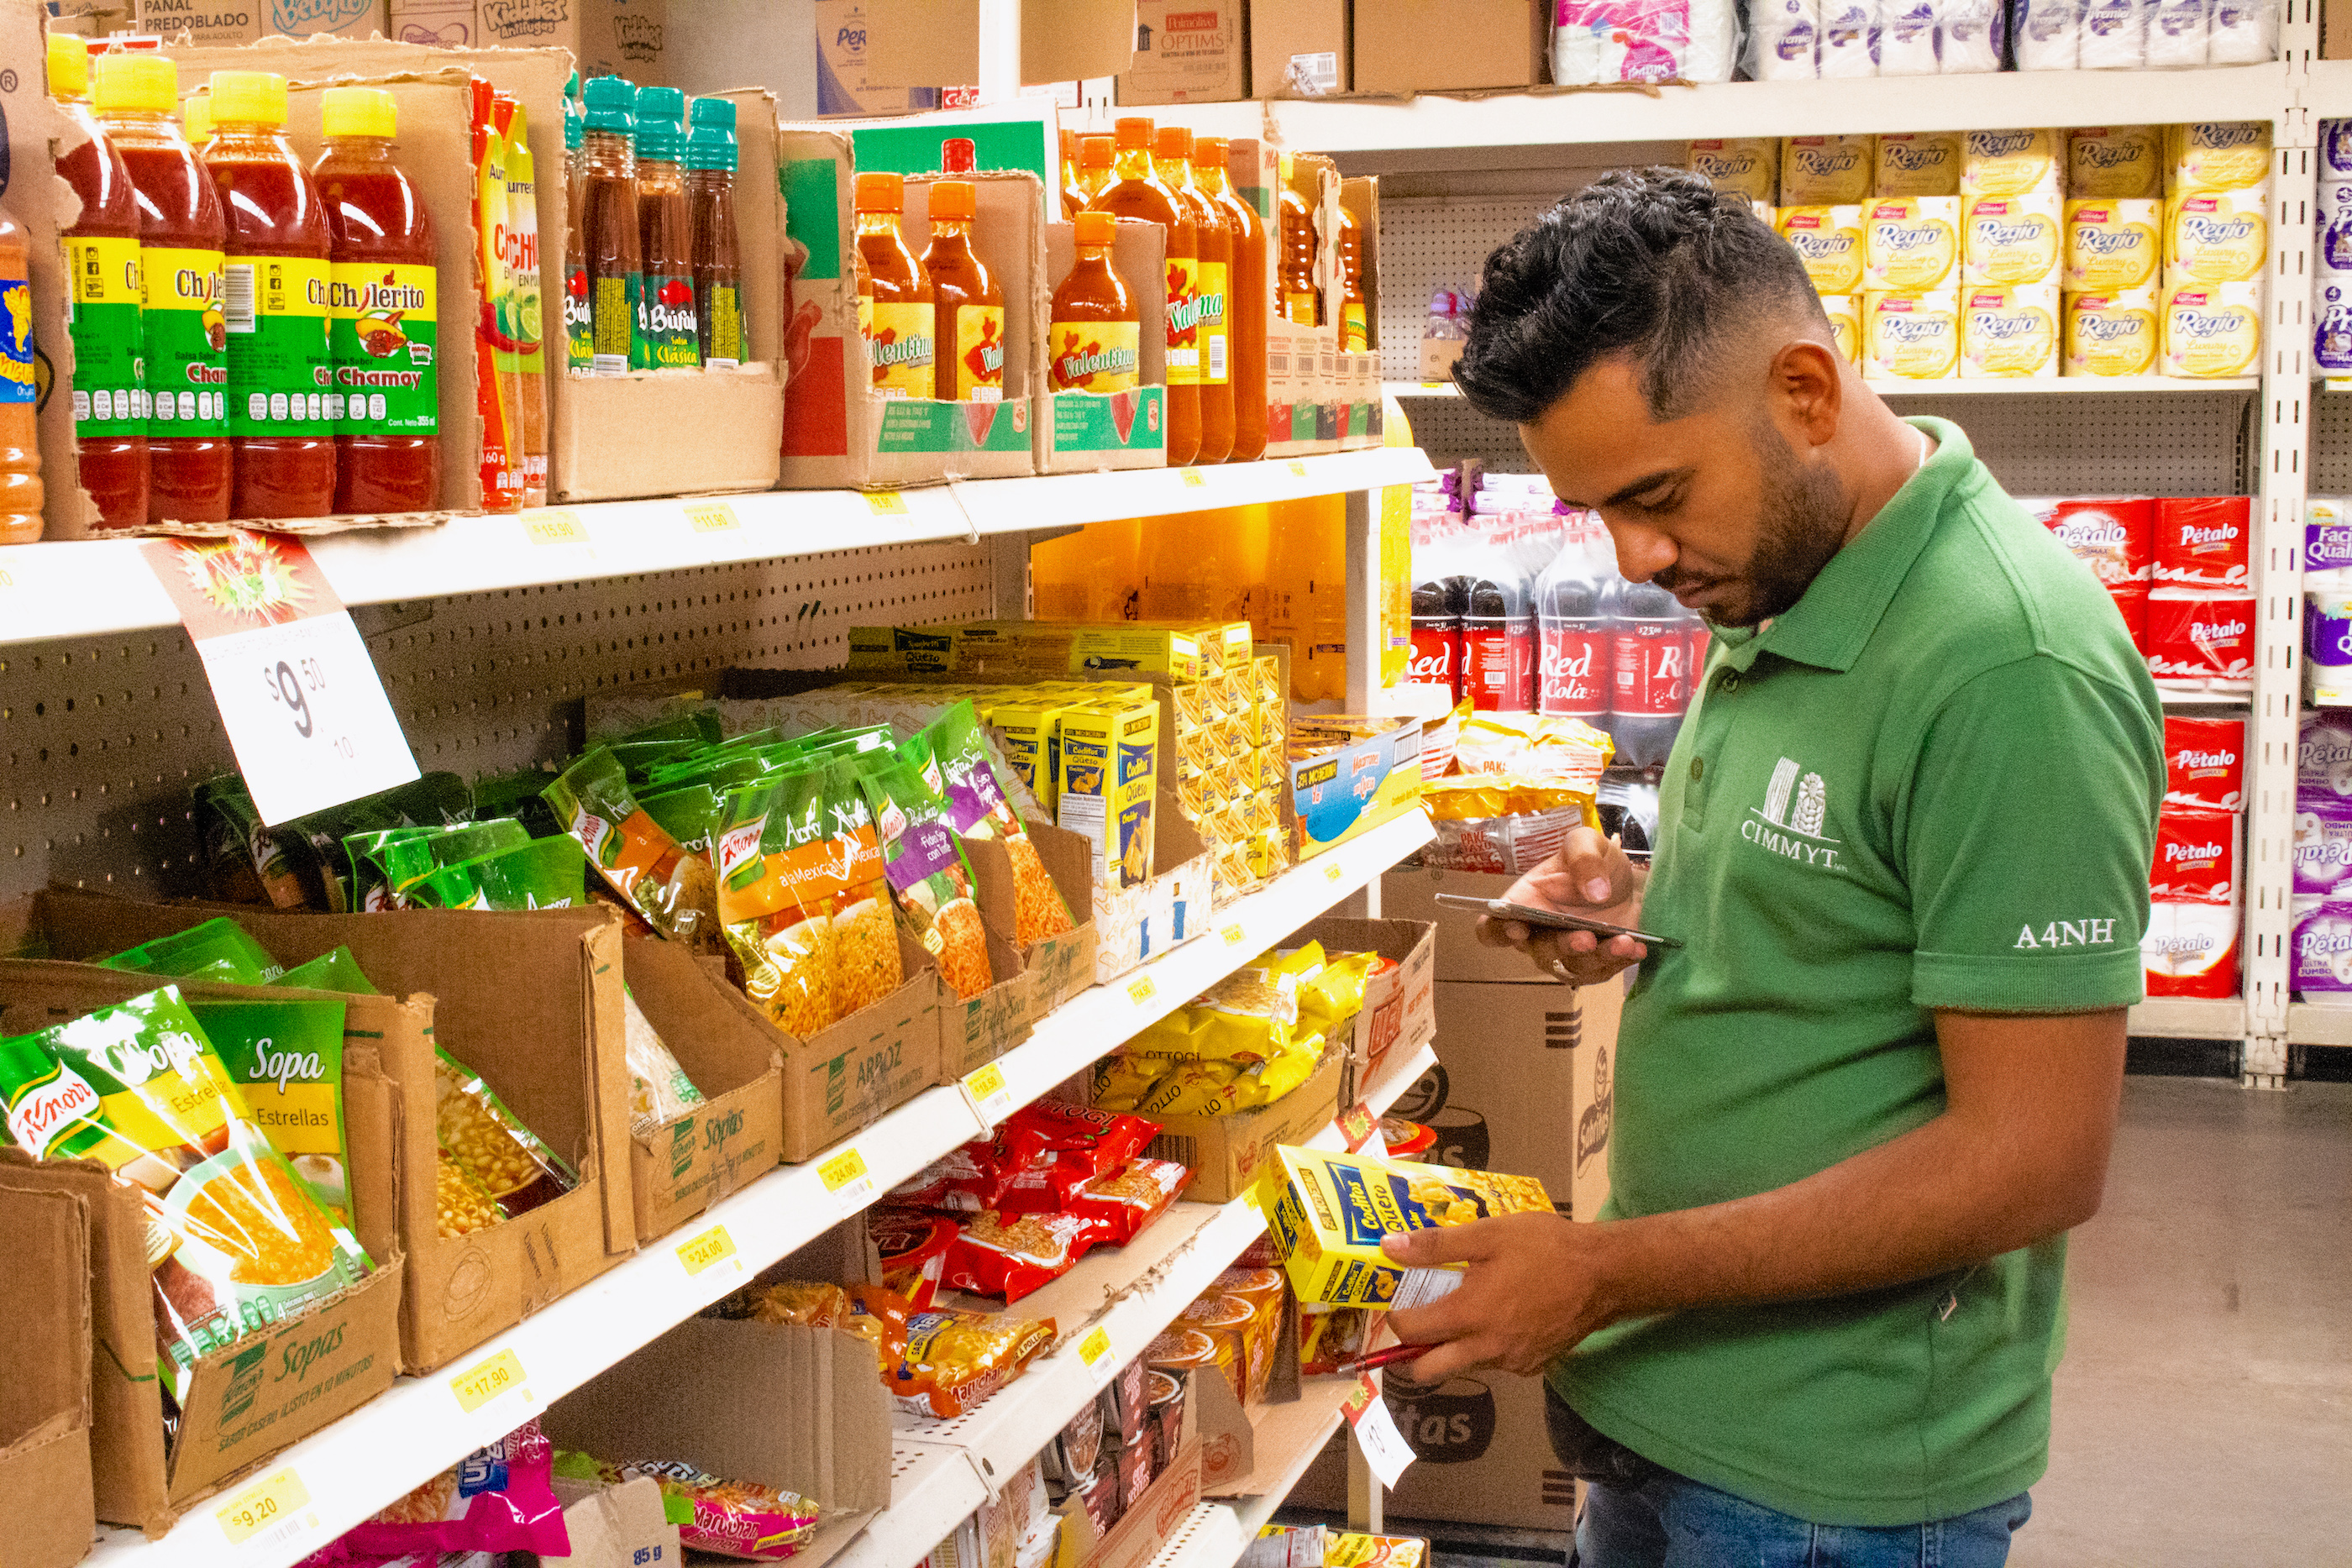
[858,755,993,1001]
[434,1046,575,1214]
[273,946,378,994]
[824,756,905,1020]
[97,916,283,985]
[0,986,370,1398]
[543,746,720,947]
[717,765,841,1038]
[193,997,355,1225]
[405,833,588,911]
[911,704,1074,947]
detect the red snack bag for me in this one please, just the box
[2032,496,2155,585]
[1068,1158,1194,1248]
[873,1209,960,1308]
[344,1419,570,1557]
[2155,496,2253,589]
[945,1209,1096,1302]
[1008,1099,1160,1182]
[2165,714,2247,810]
[2147,591,2256,684]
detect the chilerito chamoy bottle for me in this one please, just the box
[922,178,1002,402]
[1089,117,1198,465]
[48,34,147,529]
[1157,125,1231,464]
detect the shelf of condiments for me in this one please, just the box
[1685,123,2270,382]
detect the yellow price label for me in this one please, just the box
[821,1146,870,1193]
[449,1348,527,1414]
[215,1468,311,1547]
[864,490,911,515]
[965,1062,1008,1102]
[1079,1324,1115,1370]
[1289,460,1310,477]
[1325,860,1346,883]
[1221,923,1247,947]
[523,511,588,546]
[1126,974,1158,1005]
[1180,469,1206,488]
[685,501,740,532]
[675,1225,738,1277]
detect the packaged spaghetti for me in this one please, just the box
[824,759,905,1020]
[912,705,1074,947]
[872,1209,960,1308]
[945,1209,1097,1302]
[1067,1157,1192,1247]
[716,765,840,1037]
[889,1306,1059,1418]
[543,747,720,947]
[624,987,705,1136]
[97,916,283,985]
[0,986,370,1401]
[434,1047,575,1214]
[554,1454,819,1562]
[347,1419,570,1556]
[858,756,994,1001]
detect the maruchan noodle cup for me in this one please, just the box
[1688,138,1777,204]
[2167,122,2272,195]
[2164,713,2246,811]
[1962,192,2063,286]
[1822,293,1862,364]
[1961,284,2060,378]
[2067,126,2166,200]
[2064,289,2160,377]
[1961,128,2061,199]
[2148,589,2258,684]
[2162,283,2262,378]
[2164,190,2269,286]
[1781,134,1874,206]
[1862,291,1961,380]
[2155,496,2253,588]
[1862,197,1960,291]
[2063,200,2161,292]
[1777,206,1866,296]
[1872,133,1963,197]
[2025,494,2155,585]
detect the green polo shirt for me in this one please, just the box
[1550,417,2164,1526]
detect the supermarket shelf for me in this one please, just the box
[1147,1503,1254,1568]
[0,449,1432,650]
[2131,996,2248,1038]
[80,826,1431,1568]
[836,1041,1440,1568]
[2285,1001,2352,1046]
[1383,377,2260,401]
[2304,58,2352,117]
[1222,1377,1362,1533]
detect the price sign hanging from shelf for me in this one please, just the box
[140,530,418,826]
[1342,1375,1416,1488]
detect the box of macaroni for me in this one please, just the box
[1257,1144,1552,1309]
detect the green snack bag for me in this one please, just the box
[195,774,306,908]
[194,996,356,1226]
[544,748,717,945]
[274,947,379,994]
[407,834,590,910]
[916,702,1074,947]
[97,917,284,985]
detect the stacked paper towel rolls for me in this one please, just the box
[1784,135,1879,369]
[2064,127,2164,377]
[2015,0,2276,67]
[2161,123,2269,380]
[2314,123,2352,377]
[1742,0,2004,76]
[1959,130,2061,379]
[1552,0,1737,83]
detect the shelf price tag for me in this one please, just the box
[1289,460,1310,478]
[1344,1377,1416,1487]
[449,1348,530,1416]
[1126,974,1157,1007]
[215,1466,320,1552]
[676,1224,739,1278]
[1336,1103,1381,1153]
[963,1062,1015,1124]
[140,532,419,827]
[1077,1324,1117,1387]
[1220,922,1247,947]
[685,501,740,533]
[1180,469,1206,488]
[864,491,910,515]
[1325,861,1346,884]
[523,509,590,546]
[821,1146,875,1212]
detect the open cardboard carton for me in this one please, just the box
[1257,147,1345,460]
[732,936,946,1166]
[542,1474,679,1568]
[0,1181,99,1568]
[776,128,1037,486]
[0,889,638,1375]
[543,1315,893,1568]
[1054,1429,1205,1568]
[1133,1039,1344,1205]
[1037,217,1170,473]
[1283,915,1436,1106]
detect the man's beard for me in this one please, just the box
[1657,419,1852,630]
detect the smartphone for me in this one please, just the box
[1431,893,1682,949]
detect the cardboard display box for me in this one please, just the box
[1282,915,1436,1104]
[135,0,387,45]
[766,960,946,1166]
[472,0,666,80]
[1135,1040,1345,1205]
[543,1474,679,1568]
[1263,149,1345,459]
[0,1183,97,1568]
[816,0,942,117]
[1054,1434,1205,1568]
[1336,175,1383,449]
[1352,0,1549,95]
[1038,218,1171,473]
[1118,0,1247,104]
[2331,0,2352,57]
[1252,0,1349,97]
[1286,716,1424,860]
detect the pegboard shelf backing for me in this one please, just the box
[0,540,995,905]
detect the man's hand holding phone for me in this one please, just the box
[1477,826,1650,985]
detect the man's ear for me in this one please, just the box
[1769,339,1845,451]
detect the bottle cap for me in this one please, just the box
[1080,134,1114,170]
[942,137,976,174]
[855,170,904,213]
[566,69,580,101]
[1074,210,1117,247]
[564,90,582,151]
[46,34,88,102]
[1153,125,1193,160]
[633,83,684,160]
[208,70,288,128]
[581,72,636,134]
[1193,134,1226,166]
[930,179,975,221]
[182,90,211,146]
[685,95,737,171]
[320,85,396,140]
[92,54,176,116]
[1115,116,1154,149]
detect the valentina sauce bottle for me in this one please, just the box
[1198,136,1267,464]
[312,87,440,513]
[853,171,934,399]
[1090,117,1198,466]
[207,71,336,520]
[96,54,230,525]
[921,178,1003,402]
[49,35,147,528]
[1158,126,1231,464]
[1049,210,1139,394]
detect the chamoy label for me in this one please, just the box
[2165,191,2267,286]
[0,275,29,410]
[330,262,438,434]
[1961,286,2059,378]
[2068,126,2166,200]
[1963,195,2062,286]
[701,279,743,369]
[1342,299,1367,354]
[954,302,1006,401]
[1164,256,1201,385]
[2065,290,2160,377]
[1051,322,1140,393]
[1777,206,1865,296]
[868,301,936,398]
[225,254,335,438]
[144,244,230,435]
[1862,197,1958,291]
[2162,284,2262,378]
[2064,200,2161,291]
[62,235,145,436]
[643,269,701,369]
[1195,260,1231,382]
[1864,291,1961,380]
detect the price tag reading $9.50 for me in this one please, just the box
[1343,1375,1417,1487]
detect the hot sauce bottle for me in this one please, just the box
[312,87,439,514]
[941,138,976,175]
[0,210,41,544]
[496,95,547,504]
[922,180,1002,402]
[854,172,934,400]
[95,55,230,526]
[1279,153,1322,327]
[1157,125,1231,464]
[1078,135,1115,208]
[1338,201,1368,351]
[182,90,211,149]
[1059,128,1085,218]
[1089,117,1197,465]
[580,75,642,378]
[206,71,335,520]
[685,96,743,370]
[633,86,699,370]
[563,81,591,375]
[1049,210,1137,394]
[48,34,148,529]
[1198,136,1267,464]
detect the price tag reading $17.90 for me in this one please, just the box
[1343,1376,1417,1487]
[140,531,418,827]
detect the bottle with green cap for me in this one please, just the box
[563,73,590,375]
[578,74,642,378]
[685,96,742,370]
[632,84,698,370]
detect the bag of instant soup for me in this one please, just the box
[543,746,720,947]
[858,755,994,1001]
[909,704,1074,947]
[716,763,838,1038]
[822,755,905,1020]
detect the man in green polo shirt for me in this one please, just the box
[1382,170,2163,1565]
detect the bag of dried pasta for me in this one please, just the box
[434,1047,575,1215]
[543,746,720,947]
[823,757,905,1020]
[715,767,840,1039]
[911,704,1074,947]
[857,756,992,1002]
[347,1418,570,1556]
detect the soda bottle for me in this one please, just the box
[1460,527,1536,711]
[1611,572,1695,768]
[1536,512,1614,724]
[1410,527,1468,700]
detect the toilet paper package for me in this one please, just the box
[2297,708,2352,802]
[1746,0,1822,77]
[2080,0,2153,67]
[1688,139,1779,204]
[2166,189,2269,286]
[1778,206,1868,296]
[2155,496,2252,588]
[1783,135,1876,204]
[1964,191,2066,285]
[2147,589,2257,684]
[2290,891,2352,1000]
[2065,289,2162,377]
[1552,0,1740,84]
[1939,0,2007,68]
[2162,282,2263,378]
[1864,197,1961,289]
[1819,0,1880,75]
[2314,303,2352,375]
[2322,119,2352,180]
[2147,0,2210,67]
[2165,712,2246,811]
[2013,0,2082,67]
[2065,200,2163,291]
[2146,807,2240,999]
[2309,582,2352,705]
[1878,0,1940,72]
[2169,122,2272,194]
[1823,293,1863,363]
[1961,284,2061,377]
[2208,0,2279,63]
[1874,133,1963,197]
[2293,796,2352,894]
[1962,128,2062,199]
[2069,126,2166,199]
[1863,290,1962,380]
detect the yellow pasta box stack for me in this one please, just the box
[988,692,1089,816]
[1056,693,1161,894]
[1258,1143,1554,1309]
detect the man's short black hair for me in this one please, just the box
[1453,166,1830,426]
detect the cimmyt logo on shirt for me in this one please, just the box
[1744,756,1843,869]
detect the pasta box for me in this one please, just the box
[1257,1144,1552,1309]
[1285,716,1426,860]
[0,1180,96,1568]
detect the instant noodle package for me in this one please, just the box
[710,1277,1059,1420]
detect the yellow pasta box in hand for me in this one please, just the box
[1258,1143,1553,1309]
[1056,694,1160,892]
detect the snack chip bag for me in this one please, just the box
[554,1453,819,1562]
[349,1419,570,1556]
[946,1209,1097,1302]
[887,1306,1058,1418]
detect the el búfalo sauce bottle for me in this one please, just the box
[312,86,440,514]
[922,179,1002,402]
[579,74,642,378]
[854,171,934,400]
[206,70,335,520]
[685,96,743,369]
[0,207,42,543]
[49,34,147,529]
[1157,124,1231,464]
[1089,116,1197,464]
[96,54,230,526]
[1050,209,1139,396]
[1197,135,1267,464]
[563,79,591,375]
[634,86,699,370]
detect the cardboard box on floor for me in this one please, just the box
[0,889,638,1374]
[1039,218,1171,473]
[134,0,388,45]
[1118,0,1247,104]
[0,1183,97,1568]
[1252,0,1349,97]
[1353,0,1549,95]
[622,931,784,1244]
